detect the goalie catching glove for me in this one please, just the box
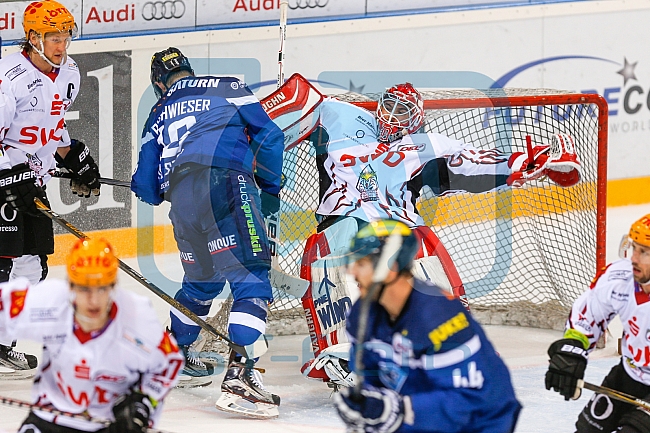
[109,390,154,433]
[0,163,46,215]
[507,133,581,188]
[545,338,588,401]
[333,384,414,433]
[56,139,101,197]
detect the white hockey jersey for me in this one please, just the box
[0,278,183,431]
[567,259,650,386]
[0,51,79,182]
[312,99,511,227]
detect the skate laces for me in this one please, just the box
[8,349,27,363]
[247,367,267,390]
[186,350,206,368]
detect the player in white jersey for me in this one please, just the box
[263,77,582,388]
[546,214,650,433]
[0,0,101,377]
[0,237,184,433]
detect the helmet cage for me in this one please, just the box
[150,47,194,99]
[376,83,424,142]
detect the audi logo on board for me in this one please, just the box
[142,0,185,21]
[288,0,329,9]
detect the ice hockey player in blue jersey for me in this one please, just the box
[333,219,521,433]
[131,47,284,418]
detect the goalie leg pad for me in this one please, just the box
[300,217,359,385]
[411,226,468,308]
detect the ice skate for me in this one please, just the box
[0,343,38,380]
[216,360,280,419]
[175,344,215,388]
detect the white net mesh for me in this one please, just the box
[202,88,606,352]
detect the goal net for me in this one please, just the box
[204,88,607,352]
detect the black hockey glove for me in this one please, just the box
[56,139,100,197]
[545,338,588,401]
[0,163,45,216]
[619,405,650,433]
[109,390,152,433]
[260,190,280,219]
[333,384,413,433]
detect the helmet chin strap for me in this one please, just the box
[29,39,65,69]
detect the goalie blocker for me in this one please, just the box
[298,217,468,388]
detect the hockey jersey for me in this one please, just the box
[309,99,511,227]
[131,76,284,205]
[0,278,183,431]
[567,259,650,385]
[0,51,78,182]
[346,280,521,433]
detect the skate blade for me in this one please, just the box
[174,375,212,389]
[215,392,279,419]
[0,365,35,380]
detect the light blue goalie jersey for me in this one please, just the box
[311,99,511,227]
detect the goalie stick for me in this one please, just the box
[351,232,404,399]
[0,394,171,433]
[33,198,267,360]
[578,379,650,411]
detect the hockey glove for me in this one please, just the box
[545,338,588,401]
[110,390,153,433]
[619,405,650,433]
[0,163,45,216]
[56,139,101,197]
[333,384,413,433]
[506,144,549,187]
[261,191,281,220]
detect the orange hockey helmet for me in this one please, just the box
[67,238,118,287]
[23,0,77,39]
[630,214,650,248]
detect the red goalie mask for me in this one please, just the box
[376,83,424,142]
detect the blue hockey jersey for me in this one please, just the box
[346,280,521,433]
[132,76,284,205]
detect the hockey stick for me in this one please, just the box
[578,379,650,411]
[52,170,131,188]
[351,232,404,399]
[0,394,170,433]
[32,198,268,360]
[277,0,288,89]
[54,171,309,297]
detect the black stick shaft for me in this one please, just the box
[33,198,248,358]
[0,394,170,433]
[52,171,130,188]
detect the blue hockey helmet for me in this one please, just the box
[150,47,194,99]
[348,220,419,274]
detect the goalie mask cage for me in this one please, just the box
[205,88,607,350]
